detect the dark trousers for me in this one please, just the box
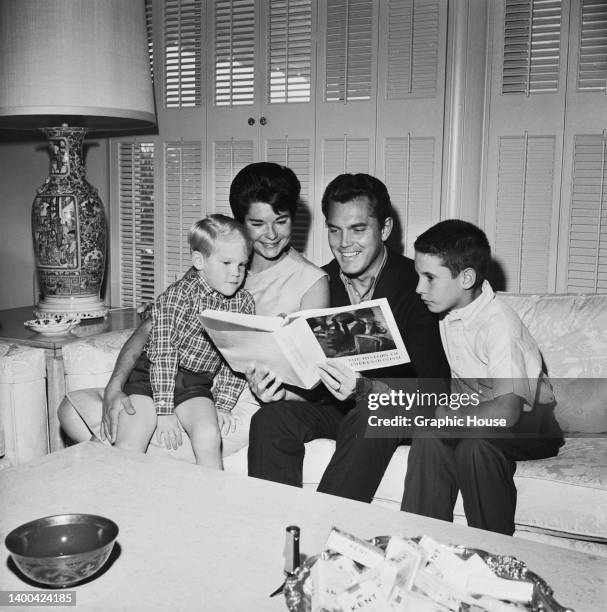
[401,433,563,536]
[248,398,403,501]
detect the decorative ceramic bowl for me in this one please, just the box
[284,535,573,612]
[5,514,118,587]
[24,316,80,336]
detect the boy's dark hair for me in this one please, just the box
[229,162,301,223]
[321,173,393,227]
[414,219,491,287]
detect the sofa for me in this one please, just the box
[58,292,607,557]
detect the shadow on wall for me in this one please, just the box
[291,198,313,254]
[487,258,507,292]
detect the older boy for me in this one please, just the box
[402,219,563,535]
[60,215,254,469]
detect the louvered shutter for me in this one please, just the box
[165,142,204,287]
[214,0,256,106]
[494,135,556,292]
[502,0,563,95]
[387,0,440,99]
[145,0,154,82]
[268,0,313,104]
[213,140,256,215]
[322,138,371,181]
[118,143,156,306]
[577,0,607,92]
[384,136,435,255]
[566,134,607,291]
[266,138,313,253]
[325,0,374,101]
[164,0,202,108]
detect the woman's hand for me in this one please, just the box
[318,359,357,401]
[245,364,286,403]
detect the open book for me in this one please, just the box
[199,298,410,389]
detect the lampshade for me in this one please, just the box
[0,0,156,320]
[0,0,156,130]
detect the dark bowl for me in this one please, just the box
[5,514,119,587]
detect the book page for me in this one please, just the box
[288,298,410,372]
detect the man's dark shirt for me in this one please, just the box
[323,249,450,381]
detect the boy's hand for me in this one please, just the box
[245,364,286,403]
[101,388,136,443]
[155,414,183,450]
[318,359,357,401]
[217,411,239,436]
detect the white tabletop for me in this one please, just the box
[1,443,605,611]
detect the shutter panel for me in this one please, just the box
[384,136,435,255]
[213,140,255,216]
[322,138,371,183]
[387,0,440,99]
[502,0,562,95]
[494,134,556,292]
[268,0,313,104]
[577,0,607,92]
[165,141,204,287]
[145,0,154,83]
[567,134,607,291]
[164,0,202,108]
[214,0,256,106]
[325,0,374,102]
[266,138,313,253]
[118,143,156,307]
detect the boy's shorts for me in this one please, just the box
[124,354,214,408]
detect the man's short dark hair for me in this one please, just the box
[414,219,491,287]
[229,162,301,223]
[321,173,393,226]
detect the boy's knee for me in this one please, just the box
[191,423,222,449]
[57,397,75,424]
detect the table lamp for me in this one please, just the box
[0,0,156,319]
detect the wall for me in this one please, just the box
[0,137,110,310]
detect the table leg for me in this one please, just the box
[46,350,67,453]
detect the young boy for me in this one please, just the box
[118,214,254,469]
[402,219,563,535]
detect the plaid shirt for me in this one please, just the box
[145,267,255,415]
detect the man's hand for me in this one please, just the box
[245,364,286,403]
[101,387,136,443]
[318,359,357,401]
[155,414,183,450]
[217,411,239,436]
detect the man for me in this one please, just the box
[246,173,450,502]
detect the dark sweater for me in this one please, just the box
[322,250,450,381]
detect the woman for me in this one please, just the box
[58,162,328,458]
[230,162,328,315]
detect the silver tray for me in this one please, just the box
[283,536,574,612]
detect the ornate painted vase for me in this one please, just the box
[31,127,108,319]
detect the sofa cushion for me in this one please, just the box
[499,293,607,433]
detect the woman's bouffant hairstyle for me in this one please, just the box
[229,162,301,223]
[414,219,490,288]
[189,214,252,257]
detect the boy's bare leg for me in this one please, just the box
[114,395,157,452]
[175,398,223,470]
[57,395,96,443]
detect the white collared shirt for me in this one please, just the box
[440,281,550,410]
